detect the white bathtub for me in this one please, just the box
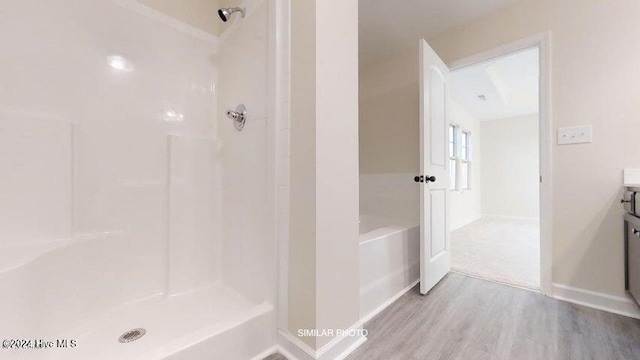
[359,215,420,322]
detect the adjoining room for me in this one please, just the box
[449,47,541,290]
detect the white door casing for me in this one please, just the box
[419,39,451,294]
[447,33,553,296]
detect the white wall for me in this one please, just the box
[316,0,360,351]
[449,100,482,230]
[481,114,540,219]
[289,0,317,349]
[359,46,419,175]
[359,47,420,221]
[360,173,419,220]
[429,0,640,298]
[289,0,361,352]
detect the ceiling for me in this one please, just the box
[359,0,523,63]
[450,47,539,121]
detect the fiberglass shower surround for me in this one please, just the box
[0,0,277,359]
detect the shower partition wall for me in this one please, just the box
[0,0,279,359]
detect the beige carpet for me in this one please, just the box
[451,216,540,290]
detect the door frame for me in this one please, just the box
[447,32,553,296]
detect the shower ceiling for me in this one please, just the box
[359,0,522,63]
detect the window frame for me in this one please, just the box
[460,129,472,190]
[448,124,458,191]
[448,125,472,191]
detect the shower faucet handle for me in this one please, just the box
[226,104,247,131]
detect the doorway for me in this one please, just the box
[447,42,548,292]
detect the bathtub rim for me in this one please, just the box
[359,218,419,244]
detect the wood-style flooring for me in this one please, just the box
[267,274,640,360]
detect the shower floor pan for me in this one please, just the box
[0,234,275,360]
[42,284,274,360]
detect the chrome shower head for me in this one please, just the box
[218,7,246,22]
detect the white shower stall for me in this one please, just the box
[0,0,284,359]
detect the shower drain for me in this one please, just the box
[118,328,146,343]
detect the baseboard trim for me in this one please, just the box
[360,279,419,324]
[250,346,279,360]
[277,321,367,360]
[552,283,640,319]
[315,323,367,360]
[278,330,314,360]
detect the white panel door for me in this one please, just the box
[419,39,451,294]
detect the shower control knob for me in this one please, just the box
[226,104,247,131]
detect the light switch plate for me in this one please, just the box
[557,125,593,145]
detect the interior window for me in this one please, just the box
[460,131,471,190]
[449,124,457,190]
